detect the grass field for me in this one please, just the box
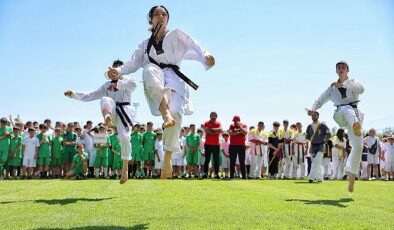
[1,179,393,230]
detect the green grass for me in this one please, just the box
[1,179,394,230]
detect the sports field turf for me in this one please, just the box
[1,179,393,229]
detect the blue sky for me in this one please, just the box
[1,0,393,131]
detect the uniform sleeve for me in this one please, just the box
[311,87,331,111]
[174,29,212,70]
[71,84,107,102]
[305,126,312,141]
[117,42,146,76]
[116,76,137,92]
[324,125,332,139]
[342,78,364,94]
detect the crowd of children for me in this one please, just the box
[0,116,393,181]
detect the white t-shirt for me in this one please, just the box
[155,140,164,160]
[384,143,394,162]
[82,129,94,150]
[199,137,205,155]
[363,136,381,154]
[333,138,346,156]
[23,136,40,159]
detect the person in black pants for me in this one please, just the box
[203,112,223,178]
[268,121,282,179]
[229,115,248,179]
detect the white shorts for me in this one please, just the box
[23,158,36,168]
[172,158,185,166]
[222,156,230,169]
[199,155,205,165]
[385,161,394,172]
[154,161,162,170]
[367,153,379,164]
[380,160,385,170]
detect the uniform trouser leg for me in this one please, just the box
[249,154,257,178]
[335,106,363,176]
[142,64,172,117]
[255,156,263,178]
[283,144,291,178]
[345,128,362,176]
[101,97,133,161]
[308,152,323,181]
[332,152,339,179]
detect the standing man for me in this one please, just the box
[268,122,282,179]
[82,121,95,178]
[307,61,364,192]
[363,128,381,180]
[228,115,248,179]
[306,112,331,183]
[203,112,222,179]
[281,120,293,179]
[248,121,268,179]
[292,122,307,179]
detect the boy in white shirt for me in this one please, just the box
[22,128,40,179]
[154,130,164,178]
[382,136,394,180]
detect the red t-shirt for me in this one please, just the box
[204,120,221,145]
[229,124,247,146]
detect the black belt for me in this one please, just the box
[146,35,199,90]
[336,101,359,109]
[115,102,133,131]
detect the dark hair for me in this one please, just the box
[258,121,264,126]
[190,124,195,128]
[210,112,217,117]
[148,5,170,25]
[44,119,51,123]
[336,128,345,142]
[336,61,349,70]
[147,121,153,126]
[112,59,123,68]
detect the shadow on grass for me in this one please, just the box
[32,224,149,230]
[0,197,115,206]
[286,198,354,208]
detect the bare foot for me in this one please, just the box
[119,168,128,184]
[347,174,355,193]
[105,114,113,128]
[163,119,176,129]
[160,170,172,179]
[352,122,361,137]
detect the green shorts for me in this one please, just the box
[143,150,155,161]
[108,153,114,168]
[113,159,122,170]
[51,157,63,166]
[37,156,51,166]
[70,168,85,176]
[186,151,199,165]
[7,157,22,167]
[94,155,108,168]
[132,150,143,162]
[63,150,76,163]
[0,149,9,165]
